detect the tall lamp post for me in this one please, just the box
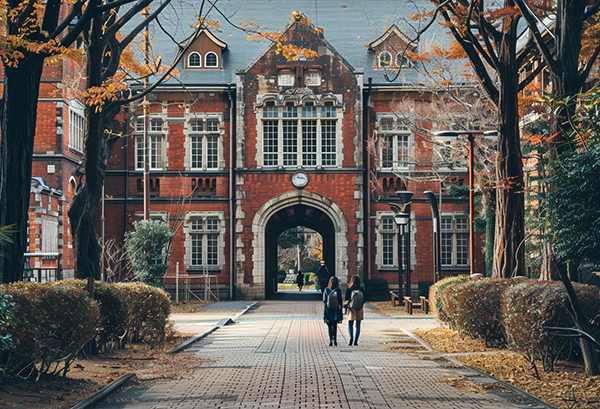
[433,131,496,276]
[390,191,413,297]
[424,191,441,282]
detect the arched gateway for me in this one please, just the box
[240,190,349,299]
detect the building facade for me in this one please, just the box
[18,1,483,298]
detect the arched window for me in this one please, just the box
[378,51,391,67]
[188,52,201,67]
[205,52,218,67]
[396,54,410,67]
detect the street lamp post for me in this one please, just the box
[424,191,441,282]
[390,191,413,297]
[433,130,497,276]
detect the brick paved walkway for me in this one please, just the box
[96,295,550,409]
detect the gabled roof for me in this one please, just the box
[179,28,228,50]
[368,24,415,51]
[144,0,455,88]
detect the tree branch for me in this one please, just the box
[517,60,546,92]
[513,0,557,74]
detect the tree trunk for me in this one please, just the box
[0,55,44,283]
[558,268,600,376]
[484,187,495,276]
[492,14,526,279]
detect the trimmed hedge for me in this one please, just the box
[503,281,600,372]
[442,279,511,347]
[0,282,100,377]
[429,275,470,325]
[115,283,171,346]
[69,280,128,352]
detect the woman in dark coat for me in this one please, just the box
[296,270,304,291]
[323,276,343,346]
[344,275,364,346]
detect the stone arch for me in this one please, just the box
[247,189,349,299]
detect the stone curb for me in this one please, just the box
[71,302,257,409]
[401,328,559,409]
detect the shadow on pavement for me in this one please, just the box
[270,289,323,301]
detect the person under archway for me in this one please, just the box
[317,261,331,293]
[296,270,304,292]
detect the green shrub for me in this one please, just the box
[115,283,171,346]
[365,279,389,301]
[277,270,286,283]
[443,279,511,347]
[126,220,174,287]
[304,273,315,286]
[502,281,600,373]
[0,292,14,355]
[1,282,99,377]
[68,280,128,352]
[429,275,470,325]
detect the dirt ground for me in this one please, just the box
[0,336,209,409]
[371,301,600,409]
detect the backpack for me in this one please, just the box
[349,289,364,310]
[327,289,340,310]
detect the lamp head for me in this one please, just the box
[396,191,414,205]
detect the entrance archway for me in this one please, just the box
[249,190,349,299]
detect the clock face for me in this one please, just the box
[292,171,308,188]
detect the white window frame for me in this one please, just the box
[205,52,218,68]
[68,100,85,153]
[183,212,225,271]
[188,52,201,67]
[374,212,416,271]
[396,53,411,68]
[41,217,58,253]
[376,115,413,170]
[441,213,469,267]
[378,51,392,67]
[185,114,224,171]
[257,98,342,168]
[134,117,167,170]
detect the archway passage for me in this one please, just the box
[265,204,336,299]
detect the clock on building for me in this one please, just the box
[291,171,308,188]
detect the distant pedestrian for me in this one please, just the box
[296,270,304,291]
[316,261,331,293]
[344,275,365,346]
[323,276,343,346]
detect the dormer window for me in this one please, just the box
[188,52,201,68]
[379,51,392,68]
[396,54,410,68]
[205,52,218,68]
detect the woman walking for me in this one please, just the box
[323,276,343,346]
[296,270,304,291]
[345,275,364,346]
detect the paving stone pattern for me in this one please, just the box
[97,300,541,408]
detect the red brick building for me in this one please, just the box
[23,2,483,298]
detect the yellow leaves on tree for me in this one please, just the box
[276,42,317,61]
[81,73,128,113]
[191,16,221,31]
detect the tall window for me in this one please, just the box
[380,216,406,268]
[189,118,220,170]
[188,52,201,67]
[69,101,85,153]
[260,100,339,167]
[377,117,412,169]
[185,213,223,270]
[441,215,469,267]
[135,118,166,170]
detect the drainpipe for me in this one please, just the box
[124,106,129,241]
[227,84,235,300]
[364,78,373,281]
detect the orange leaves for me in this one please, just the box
[191,16,221,31]
[81,72,128,113]
[247,31,286,43]
[276,42,317,61]
[0,47,24,68]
